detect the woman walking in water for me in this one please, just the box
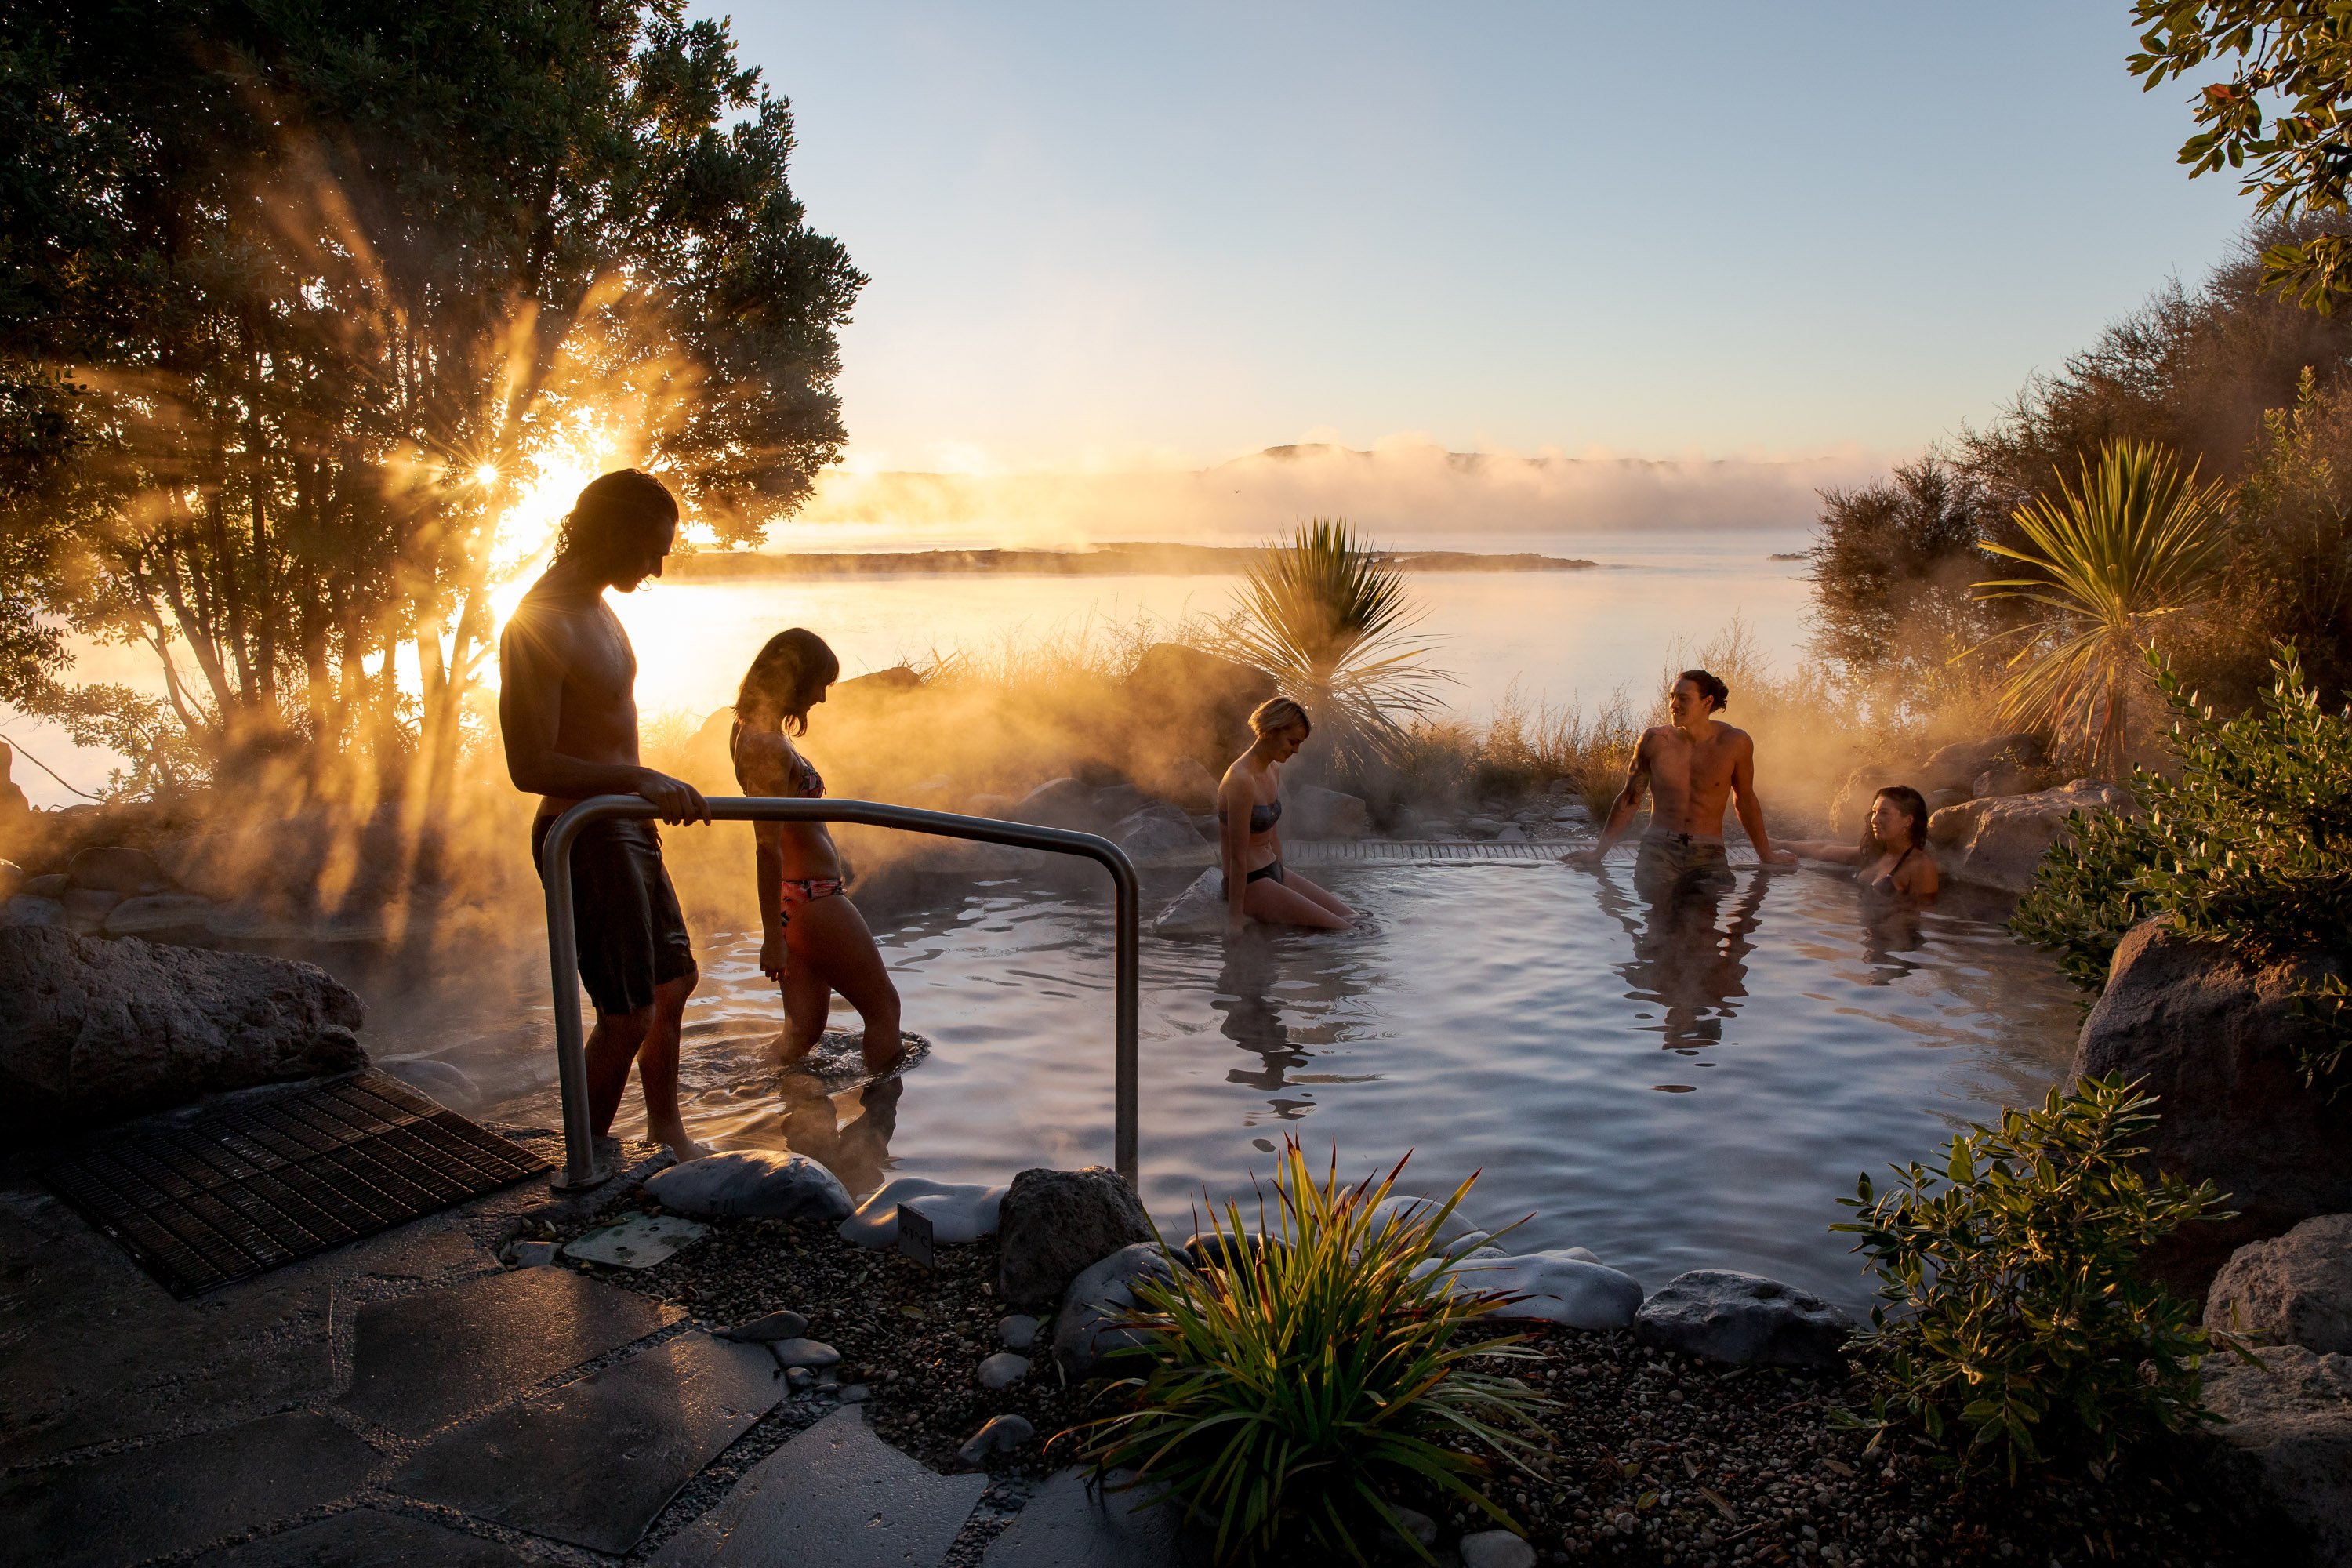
[731,629,905,1075]
[1220,697,1355,936]
[1782,785,1939,897]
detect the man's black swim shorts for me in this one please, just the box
[532,817,696,1017]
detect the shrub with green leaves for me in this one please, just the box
[1074,1143,1548,1566]
[1831,1075,2245,1480]
[2011,642,2352,1094]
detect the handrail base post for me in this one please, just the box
[548,1162,613,1194]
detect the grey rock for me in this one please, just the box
[1181,1230,1284,1272]
[1152,868,1226,937]
[341,1266,678,1438]
[388,1334,782,1555]
[1926,779,2128,895]
[836,1383,872,1403]
[1493,823,1528,842]
[978,1352,1031,1388]
[1000,1312,1040,1349]
[786,1366,813,1388]
[1110,806,1206,860]
[2201,1344,2352,1566]
[1919,731,2044,794]
[2206,1214,2352,1355]
[768,1337,841,1369]
[1011,777,1101,831]
[377,1055,481,1110]
[1376,1505,1439,1555]
[1633,1269,1856,1370]
[999,1165,1156,1309]
[964,793,1016,818]
[1285,783,1370,839]
[22,872,68,898]
[104,892,216,942]
[716,1308,810,1342]
[652,1405,985,1568]
[68,844,169,894]
[958,1412,1037,1465]
[62,884,121,928]
[838,1174,1006,1246]
[504,1240,559,1268]
[1461,1530,1537,1568]
[0,895,61,928]
[1054,1241,1176,1377]
[0,926,368,1136]
[644,1149,853,1221]
[1468,1250,1644,1330]
[2075,921,2352,1294]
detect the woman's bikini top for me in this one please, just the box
[731,720,823,799]
[1219,797,1282,833]
[1862,844,1917,893]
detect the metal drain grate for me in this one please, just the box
[42,1072,550,1298]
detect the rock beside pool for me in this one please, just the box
[1633,1270,1857,1370]
[1152,869,1227,936]
[0,925,366,1137]
[2198,1343,2352,1565]
[768,1338,840,1369]
[103,892,217,943]
[1926,779,2128,895]
[957,1412,1036,1466]
[0,895,62,929]
[1122,642,1276,780]
[1054,1242,1175,1377]
[1008,777,1100,831]
[997,1166,1156,1308]
[646,1149,854,1221]
[376,1055,483,1111]
[1181,1230,1287,1272]
[839,1175,1007,1247]
[2206,1214,2352,1355]
[977,1352,1030,1388]
[998,1314,1040,1349]
[1364,1192,1490,1247]
[1109,805,1204,861]
[1284,784,1370,840]
[2074,920,2352,1295]
[68,844,174,895]
[1461,1250,1643,1330]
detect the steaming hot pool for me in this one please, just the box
[374,854,2080,1311]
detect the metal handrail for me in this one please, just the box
[539,794,1142,1192]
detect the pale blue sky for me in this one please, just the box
[704,2,2251,470]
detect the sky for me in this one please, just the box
[700,1,2255,474]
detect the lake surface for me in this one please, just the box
[369,846,2080,1312]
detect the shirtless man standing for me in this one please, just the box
[500,468,713,1160]
[1561,668,1795,895]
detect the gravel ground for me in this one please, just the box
[545,1196,2278,1568]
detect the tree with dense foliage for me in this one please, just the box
[2129,2,2352,312]
[0,0,863,802]
[1805,455,2000,697]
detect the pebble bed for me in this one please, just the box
[545,1199,2273,1568]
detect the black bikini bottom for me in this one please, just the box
[1220,860,1285,898]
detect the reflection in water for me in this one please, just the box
[1212,930,1381,1116]
[778,1073,902,1196]
[1593,865,1769,1055]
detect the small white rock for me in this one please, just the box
[836,1384,872,1404]
[837,1176,1007,1247]
[1461,1529,1537,1568]
[977,1352,1030,1389]
[505,1240,558,1268]
[998,1314,1039,1349]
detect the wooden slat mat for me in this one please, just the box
[42,1072,548,1298]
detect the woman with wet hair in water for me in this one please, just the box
[731,629,905,1075]
[1218,696,1356,936]
[1780,784,1939,897]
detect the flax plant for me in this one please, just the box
[1076,1142,1548,1566]
[1221,519,1454,781]
[1971,440,2228,779]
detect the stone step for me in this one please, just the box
[981,1468,1201,1568]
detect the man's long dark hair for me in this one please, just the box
[554,468,678,564]
[1860,785,1929,858]
[1679,668,1730,710]
[737,628,840,736]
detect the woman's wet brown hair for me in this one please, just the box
[737,628,840,736]
[1863,785,1930,856]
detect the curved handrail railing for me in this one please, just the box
[539,794,1142,1191]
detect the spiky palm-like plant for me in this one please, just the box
[1971,440,2227,779]
[1221,519,1452,779]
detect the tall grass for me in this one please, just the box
[1076,1141,1549,1566]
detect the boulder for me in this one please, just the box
[22,872,67,899]
[1461,1250,1643,1330]
[1918,732,2043,795]
[1109,807,1203,862]
[2074,922,2352,1295]
[1632,1270,1857,1370]
[1121,644,1276,779]
[1152,869,1227,937]
[1283,784,1370,840]
[0,926,367,1136]
[67,844,171,895]
[0,895,61,929]
[2205,1214,2352,1355]
[964,793,1015,819]
[839,1176,1007,1247]
[1088,784,1150,825]
[1926,779,2129,895]
[644,1149,855,1222]
[1008,778,1101,833]
[61,886,121,931]
[103,893,217,944]
[1147,756,1220,812]
[376,1056,482,1110]
[1054,1242,1175,1377]
[2199,1345,2352,1565]
[998,1166,1156,1309]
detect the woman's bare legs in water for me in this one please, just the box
[1243,872,1352,930]
[783,895,903,1074]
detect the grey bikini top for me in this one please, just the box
[1864,844,1917,893]
[1219,797,1282,833]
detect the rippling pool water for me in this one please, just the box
[374,855,2080,1310]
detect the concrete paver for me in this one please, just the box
[339,1263,678,1438]
[187,1506,537,1566]
[0,1410,379,1568]
[388,1332,782,1554]
[652,1404,989,1568]
[981,1469,1200,1568]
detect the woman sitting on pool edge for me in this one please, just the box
[1780,785,1940,897]
[1220,696,1355,936]
[731,628,905,1076]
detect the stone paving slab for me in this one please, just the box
[982,1469,1201,1568]
[187,1506,536,1566]
[340,1263,678,1437]
[389,1332,781,1554]
[0,1410,379,1568]
[652,1404,988,1568]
